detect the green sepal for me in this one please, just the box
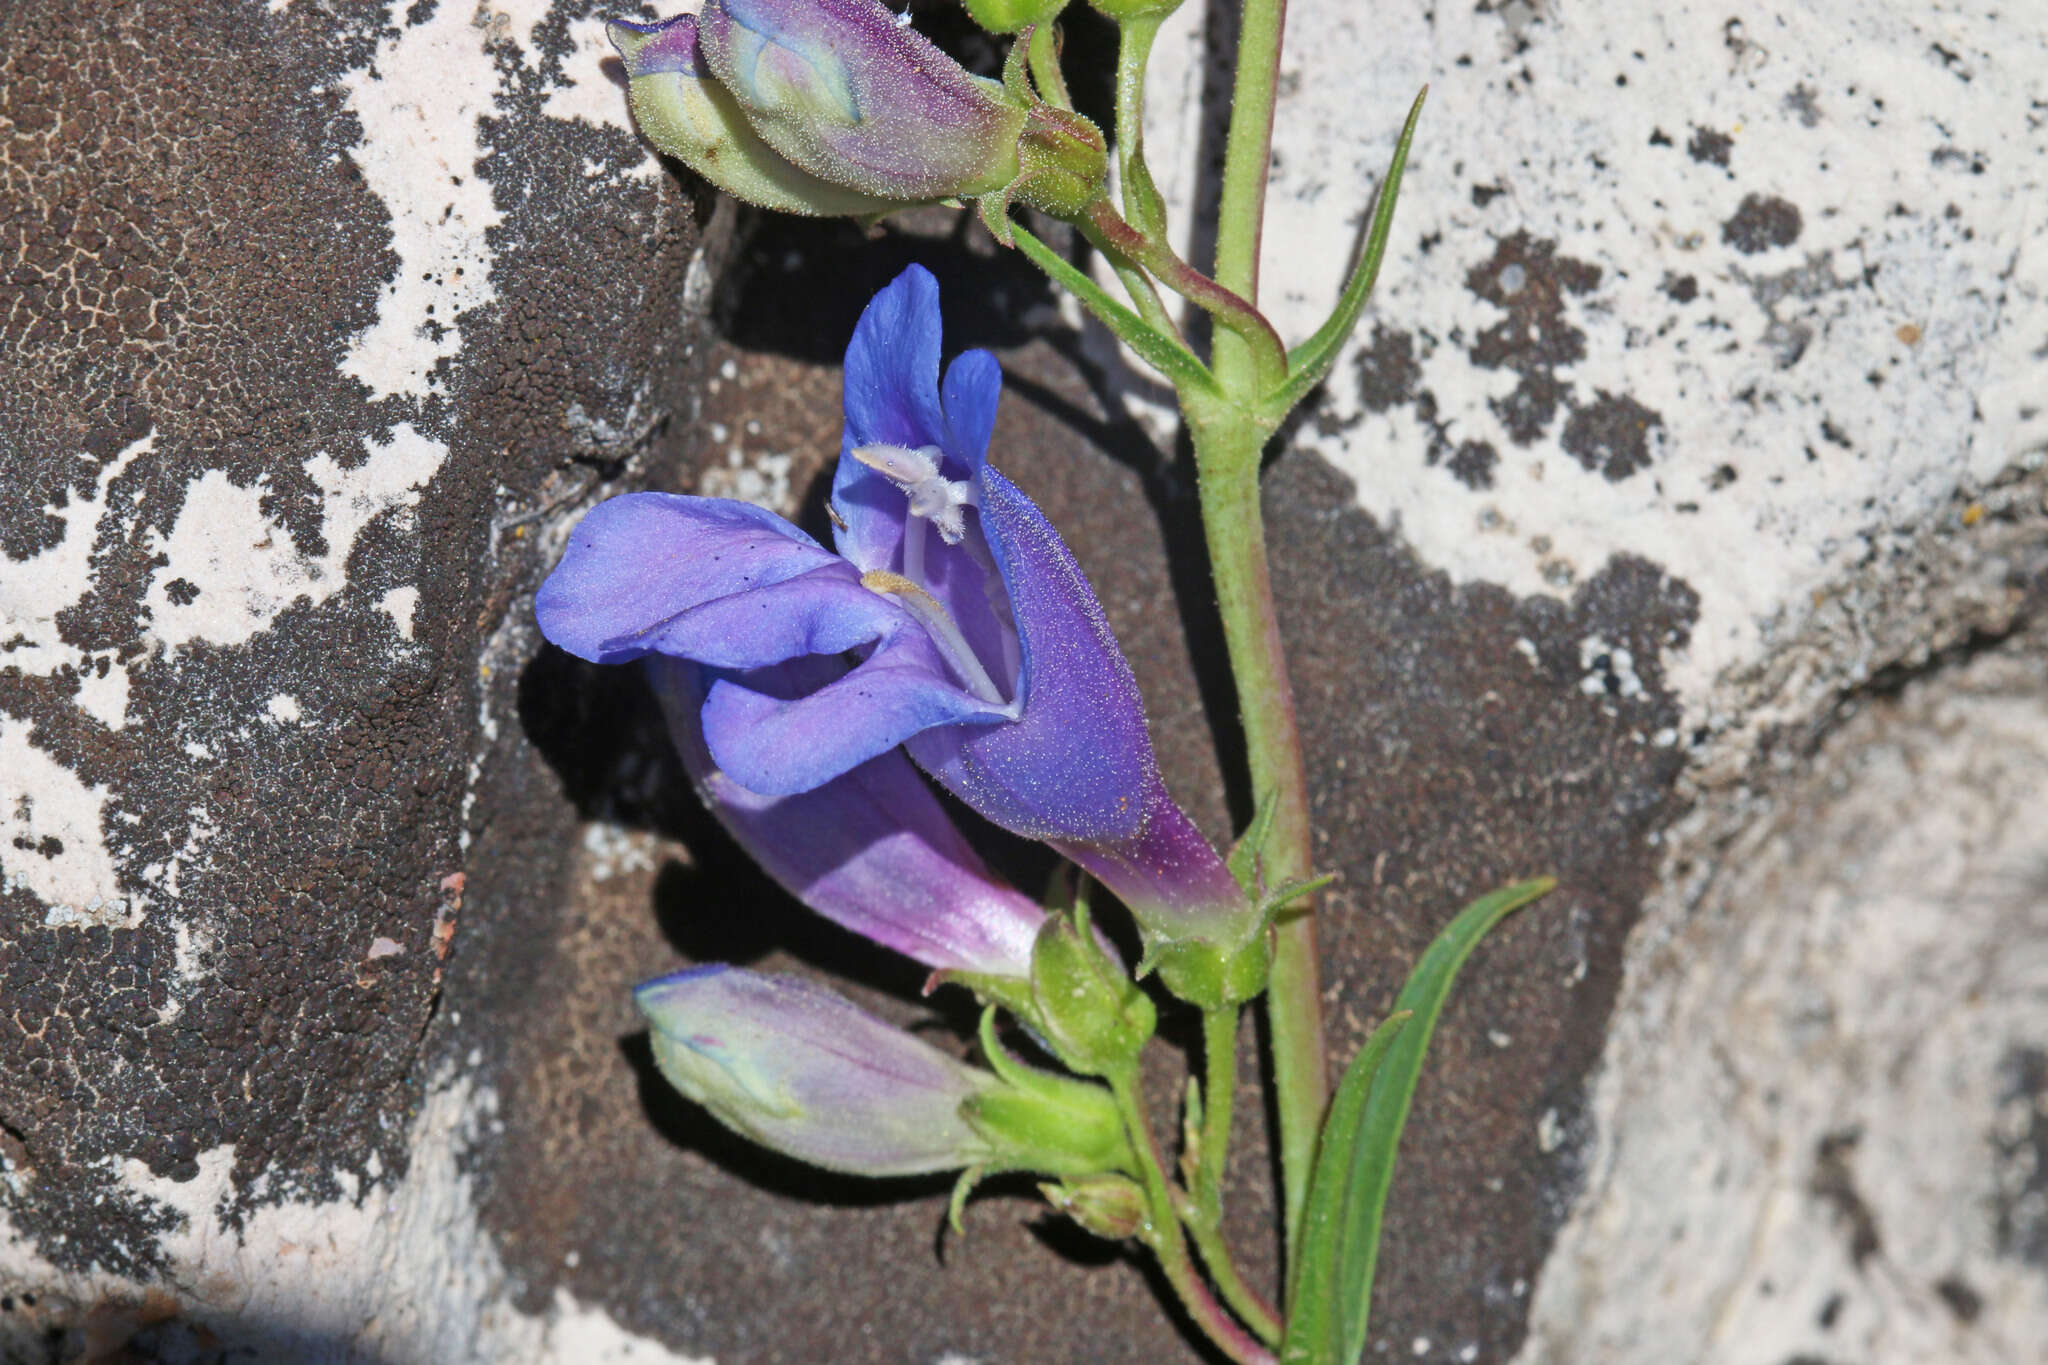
[932,966,1040,1023]
[1153,930,1271,1010]
[1029,905,1156,1076]
[1259,872,1338,922]
[1227,791,1280,893]
[1279,875,1556,1364]
[948,1163,989,1235]
[961,1009,1138,1178]
[1262,86,1426,420]
[1177,1074,1204,1187]
[1010,105,1111,220]
[1089,0,1186,19]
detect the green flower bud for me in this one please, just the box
[1040,1173,1147,1240]
[1007,104,1111,219]
[1029,909,1154,1076]
[1088,0,1186,19]
[964,0,1071,33]
[1152,930,1272,1010]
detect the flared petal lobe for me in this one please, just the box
[637,966,994,1175]
[607,16,906,217]
[650,658,1043,978]
[535,490,1007,794]
[696,0,1029,201]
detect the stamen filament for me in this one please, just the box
[902,513,927,586]
[861,570,1007,706]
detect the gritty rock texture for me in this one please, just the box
[2,0,702,1357]
[4,0,2043,1362]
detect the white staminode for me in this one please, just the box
[851,443,979,587]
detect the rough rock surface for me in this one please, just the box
[3,1,2044,1363]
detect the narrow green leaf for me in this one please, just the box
[1279,1010,1412,1365]
[1333,875,1556,1364]
[1260,87,1427,422]
[1008,220,1220,396]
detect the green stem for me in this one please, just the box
[1113,12,1170,241]
[1084,200,1287,389]
[1184,1007,1282,1346]
[1110,1069,1277,1365]
[1182,393,1324,1260]
[1026,22,1073,110]
[1212,0,1287,311]
[1075,216,1187,350]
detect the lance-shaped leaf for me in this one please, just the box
[1280,876,1556,1365]
[637,965,997,1176]
[608,15,905,217]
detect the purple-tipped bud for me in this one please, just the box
[648,657,1044,979]
[636,966,996,1176]
[696,0,1030,201]
[607,15,908,216]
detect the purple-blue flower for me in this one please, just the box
[647,656,1043,979]
[537,265,1251,952]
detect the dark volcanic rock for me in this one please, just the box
[0,0,701,1340]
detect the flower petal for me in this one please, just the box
[636,965,994,1176]
[940,347,1003,470]
[703,629,1007,796]
[536,493,838,664]
[651,658,1042,977]
[833,265,951,573]
[910,463,1252,942]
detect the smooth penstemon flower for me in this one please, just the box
[539,266,1265,997]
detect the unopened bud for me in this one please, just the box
[1007,105,1110,219]
[964,0,1070,32]
[1040,1173,1147,1240]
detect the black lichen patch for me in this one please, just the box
[1562,392,1663,482]
[1687,125,1733,167]
[1723,193,1804,254]
[1662,272,1699,304]
[1810,1129,1884,1268]
[1934,1274,1984,1323]
[1472,183,1506,208]
[1353,324,1424,412]
[1993,1045,2048,1266]
[1446,440,1500,491]
[1467,232,1602,444]
[1,0,699,1290]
